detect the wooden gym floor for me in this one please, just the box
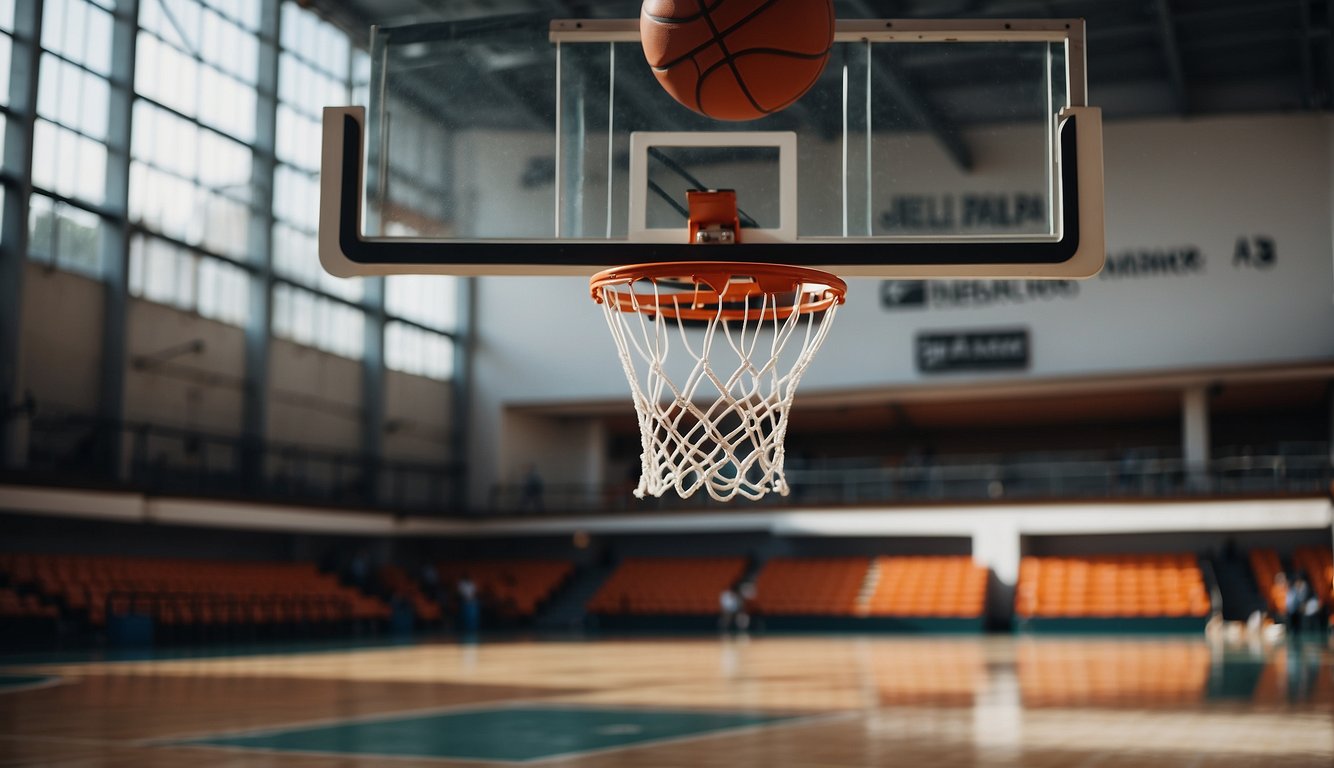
[1,635,1331,766]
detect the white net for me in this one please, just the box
[593,264,844,502]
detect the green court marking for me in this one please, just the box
[0,674,59,693]
[177,705,802,762]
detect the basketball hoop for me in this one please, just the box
[591,261,846,502]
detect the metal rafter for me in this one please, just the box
[1153,0,1188,116]
[1296,0,1317,109]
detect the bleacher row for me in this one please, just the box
[1,550,1330,634]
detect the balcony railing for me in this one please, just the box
[7,415,461,516]
[488,446,1333,516]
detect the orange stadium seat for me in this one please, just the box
[0,553,390,630]
[378,565,444,622]
[435,560,572,617]
[1249,549,1287,615]
[865,556,988,618]
[750,557,869,616]
[587,557,747,615]
[1292,547,1333,609]
[1015,554,1210,619]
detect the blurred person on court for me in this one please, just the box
[1286,573,1310,638]
[457,572,480,636]
[719,587,741,633]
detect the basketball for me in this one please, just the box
[640,0,835,121]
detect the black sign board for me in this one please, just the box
[917,330,1030,373]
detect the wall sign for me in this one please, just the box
[917,330,1030,373]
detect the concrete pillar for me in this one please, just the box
[973,520,1021,625]
[1182,385,1211,490]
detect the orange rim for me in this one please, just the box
[590,261,846,321]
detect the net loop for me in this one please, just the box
[591,262,845,502]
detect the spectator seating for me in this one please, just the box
[1249,549,1287,615]
[750,557,869,616]
[378,566,443,623]
[435,560,572,617]
[865,556,988,618]
[0,585,58,621]
[0,553,388,629]
[588,557,746,615]
[1015,554,1210,618]
[1292,546,1332,609]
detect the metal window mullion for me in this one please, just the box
[131,224,261,275]
[450,276,476,512]
[382,313,458,341]
[96,0,139,480]
[242,0,281,491]
[0,0,44,469]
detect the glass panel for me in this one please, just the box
[0,35,12,107]
[29,194,103,277]
[32,119,107,205]
[385,321,454,381]
[272,283,365,360]
[385,275,458,333]
[128,234,250,327]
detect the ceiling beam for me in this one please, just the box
[1297,0,1318,109]
[1152,0,1189,116]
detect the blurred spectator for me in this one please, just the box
[719,587,741,633]
[1286,574,1310,638]
[458,573,479,635]
[519,464,545,513]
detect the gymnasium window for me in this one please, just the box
[129,101,253,261]
[136,0,260,142]
[28,193,106,278]
[385,321,455,382]
[0,0,14,109]
[385,276,458,381]
[273,1,363,302]
[128,234,250,327]
[27,0,114,276]
[272,283,366,360]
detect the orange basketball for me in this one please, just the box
[640,0,835,121]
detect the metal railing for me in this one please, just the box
[8,415,461,516]
[488,446,1333,516]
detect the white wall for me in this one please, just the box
[468,114,1334,503]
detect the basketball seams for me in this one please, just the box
[694,49,832,116]
[646,0,813,71]
[642,0,834,120]
[693,0,769,117]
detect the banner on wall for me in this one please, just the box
[916,329,1030,373]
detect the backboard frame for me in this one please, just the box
[319,19,1104,279]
